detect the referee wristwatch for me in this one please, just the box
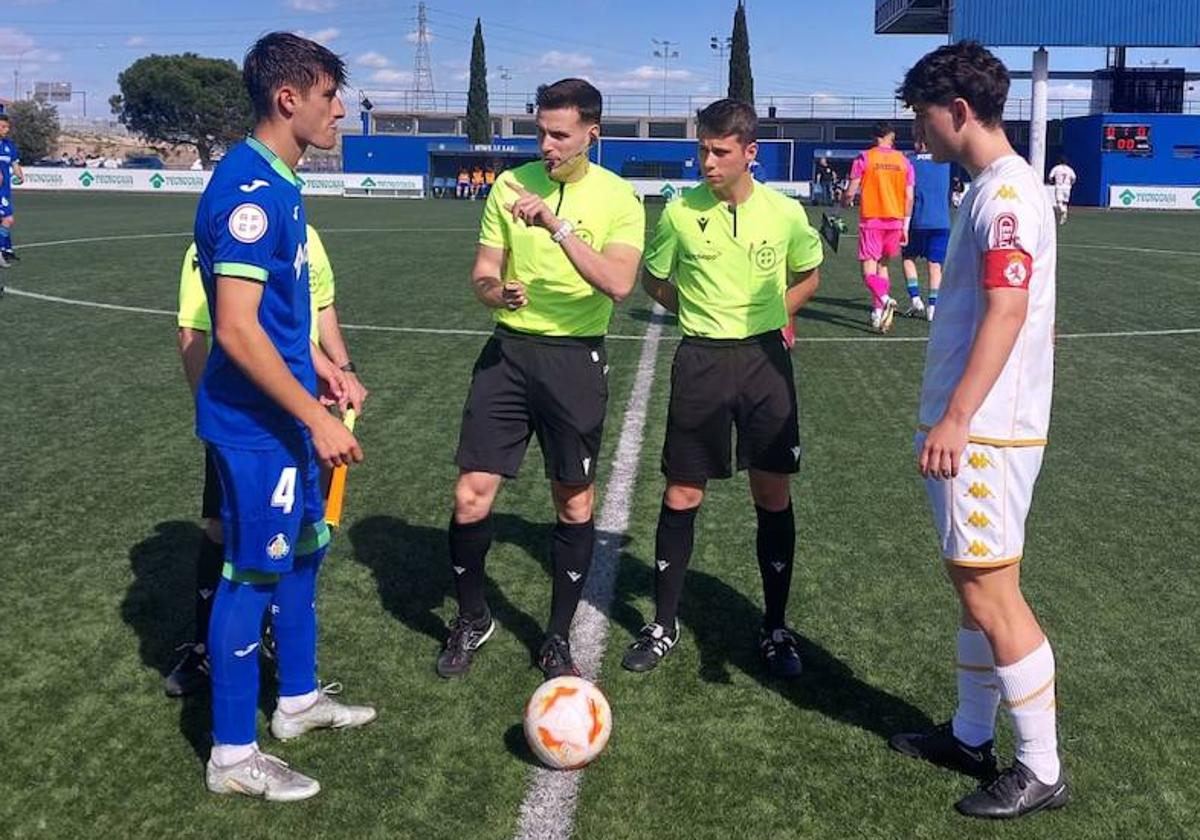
[339,361,357,373]
[551,220,575,243]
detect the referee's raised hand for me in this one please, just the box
[505,185,558,231]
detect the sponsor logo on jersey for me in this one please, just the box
[239,179,271,193]
[229,203,269,243]
[995,185,1018,200]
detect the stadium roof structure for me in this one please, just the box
[876,0,1200,46]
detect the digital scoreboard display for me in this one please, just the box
[1102,124,1152,154]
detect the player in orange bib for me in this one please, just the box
[844,122,914,333]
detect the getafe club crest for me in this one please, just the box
[266,532,291,561]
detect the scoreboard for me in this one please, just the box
[1102,124,1152,154]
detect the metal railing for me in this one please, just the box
[362,89,1200,121]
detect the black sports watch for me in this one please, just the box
[339,361,357,373]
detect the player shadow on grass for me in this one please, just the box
[608,552,933,741]
[123,520,277,764]
[797,295,879,334]
[348,513,558,663]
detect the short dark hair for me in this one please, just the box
[243,32,348,120]
[0,114,10,124]
[536,78,602,125]
[872,121,894,139]
[897,40,1009,128]
[696,98,757,145]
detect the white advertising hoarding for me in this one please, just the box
[1108,185,1200,210]
[14,168,423,198]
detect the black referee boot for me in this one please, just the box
[436,609,495,678]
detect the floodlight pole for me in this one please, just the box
[1030,47,1049,181]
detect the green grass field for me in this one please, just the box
[1,191,1197,839]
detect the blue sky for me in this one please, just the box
[3,0,1197,117]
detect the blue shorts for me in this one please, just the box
[0,194,13,218]
[208,437,327,575]
[902,228,949,263]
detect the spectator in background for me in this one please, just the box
[814,157,837,206]
[482,164,496,198]
[470,165,485,199]
[456,166,470,199]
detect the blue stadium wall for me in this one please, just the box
[346,134,884,182]
[1060,114,1200,206]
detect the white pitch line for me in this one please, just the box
[512,305,667,840]
[6,287,1199,343]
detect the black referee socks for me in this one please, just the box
[195,534,224,647]
[449,514,495,618]
[755,503,795,630]
[653,503,699,629]
[547,519,596,638]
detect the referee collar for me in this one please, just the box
[246,136,305,189]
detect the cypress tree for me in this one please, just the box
[727,1,755,105]
[465,18,491,144]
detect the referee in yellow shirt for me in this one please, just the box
[167,226,367,696]
[436,78,645,681]
[623,99,823,677]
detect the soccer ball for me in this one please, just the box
[523,676,612,770]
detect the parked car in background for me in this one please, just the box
[123,155,165,169]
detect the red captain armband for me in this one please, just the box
[982,248,1033,290]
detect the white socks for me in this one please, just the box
[278,689,319,715]
[211,741,257,767]
[996,639,1061,784]
[952,628,1000,748]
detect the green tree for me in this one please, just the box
[109,54,252,166]
[465,18,491,145]
[727,0,755,105]
[6,99,60,163]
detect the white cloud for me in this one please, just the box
[295,27,340,46]
[627,64,693,82]
[357,51,391,69]
[1047,82,1091,99]
[371,69,413,85]
[539,50,594,72]
[124,35,147,47]
[0,28,61,63]
[287,0,337,11]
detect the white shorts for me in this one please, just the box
[916,433,1045,569]
[1054,188,1071,207]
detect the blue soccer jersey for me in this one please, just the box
[194,137,314,448]
[0,138,20,195]
[910,152,951,231]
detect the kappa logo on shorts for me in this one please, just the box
[966,483,994,499]
[966,540,992,557]
[266,532,291,561]
[967,451,996,469]
[967,511,993,528]
[229,203,269,243]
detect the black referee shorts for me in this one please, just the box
[662,330,801,483]
[455,326,609,485]
[202,449,223,520]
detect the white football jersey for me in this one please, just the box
[919,155,1057,444]
[1048,164,1076,189]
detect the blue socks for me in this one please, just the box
[272,548,326,699]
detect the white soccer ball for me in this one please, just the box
[523,676,612,770]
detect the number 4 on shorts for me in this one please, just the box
[271,467,298,514]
